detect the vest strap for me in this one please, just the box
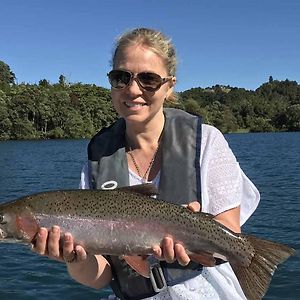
[149,263,167,293]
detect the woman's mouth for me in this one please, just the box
[124,101,146,108]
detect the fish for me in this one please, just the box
[0,184,296,300]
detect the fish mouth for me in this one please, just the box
[0,228,22,243]
[0,227,13,240]
[0,228,7,239]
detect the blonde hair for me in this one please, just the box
[111,28,178,103]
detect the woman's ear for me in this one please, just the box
[165,77,176,99]
[170,76,176,87]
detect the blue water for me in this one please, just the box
[0,133,299,299]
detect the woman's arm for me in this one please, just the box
[214,205,241,233]
[66,253,112,289]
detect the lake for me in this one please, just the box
[0,132,299,299]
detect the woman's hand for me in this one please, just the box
[32,226,87,264]
[32,226,112,289]
[152,201,202,266]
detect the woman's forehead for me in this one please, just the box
[113,45,167,73]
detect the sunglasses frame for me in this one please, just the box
[107,69,173,92]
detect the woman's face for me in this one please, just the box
[111,44,175,125]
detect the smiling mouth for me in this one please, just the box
[124,101,146,108]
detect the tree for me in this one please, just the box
[39,79,50,88]
[285,104,300,131]
[183,99,202,116]
[59,74,66,86]
[249,117,275,132]
[0,73,299,139]
[0,91,12,139]
[10,118,38,139]
[0,61,16,85]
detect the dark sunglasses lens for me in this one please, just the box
[137,72,162,91]
[108,70,131,89]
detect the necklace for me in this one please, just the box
[128,143,160,182]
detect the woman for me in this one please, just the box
[33,28,260,299]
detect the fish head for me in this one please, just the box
[0,210,20,240]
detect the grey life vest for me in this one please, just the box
[88,108,202,300]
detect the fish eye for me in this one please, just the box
[0,215,7,225]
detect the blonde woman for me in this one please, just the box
[33,28,259,300]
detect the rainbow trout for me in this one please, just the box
[0,184,296,300]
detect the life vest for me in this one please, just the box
[88,108,203,300]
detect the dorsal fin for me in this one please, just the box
[118,184,159,197]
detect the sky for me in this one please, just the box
[1,0,299,92]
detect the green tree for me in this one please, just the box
[183,99,202,116]
[10,118,38,139]
[285,104,300,131]
[1,62,299,139]
[59,74,66,86]
[39,79,50,88]
[0,60,16,85]
[0,90,12,139]
[249,118,275,132]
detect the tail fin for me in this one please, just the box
[231,235,296,300]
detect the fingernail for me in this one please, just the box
[75,245,80,251]
[52,226,59,233]
[164,237,172,244]
[152,245,158,251]
[179,260,189,266]
[38,227,46,236]
[64,233,71,241]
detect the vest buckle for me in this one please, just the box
[149,263,167,293]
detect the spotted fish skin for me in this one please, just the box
[0,184,296,300]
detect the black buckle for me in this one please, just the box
[149,263,167,293]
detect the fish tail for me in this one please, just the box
[230,235,296,300]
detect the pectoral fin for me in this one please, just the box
[122,255,151,278]
[189,252,216,267]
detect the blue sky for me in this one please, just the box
[1,0,299,92]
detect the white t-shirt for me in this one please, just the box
[80,124,260,300]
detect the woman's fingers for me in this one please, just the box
[34,227,48,255]
[174,243,190,266]
[152,237,175,262]
[63,232,76,262]
[152,244,162,259]
[186,201,201,212]
[162,237,175,263]
[47,226,61,260]
[74,245,87,262]
[152,239,191,266]
[63,233,87,263]
[32,227,87,264]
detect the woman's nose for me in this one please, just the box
[126,77,144,95]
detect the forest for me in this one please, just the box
[1,60,300,140]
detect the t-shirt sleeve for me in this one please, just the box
[200,125,260,225]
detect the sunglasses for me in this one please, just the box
[107,69,173,92]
